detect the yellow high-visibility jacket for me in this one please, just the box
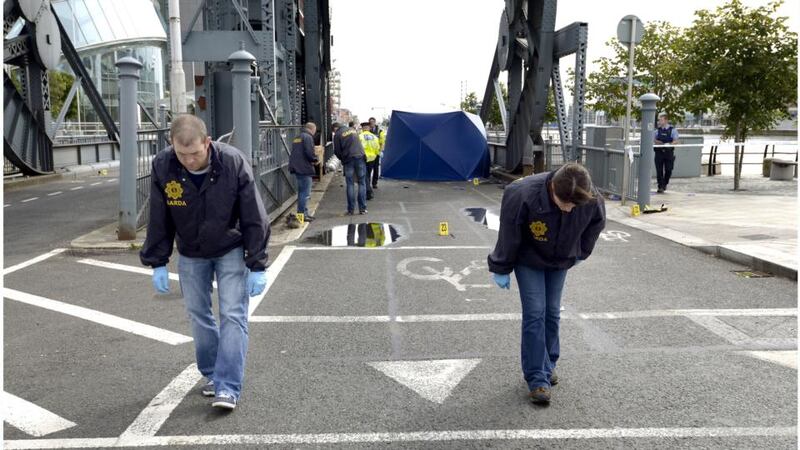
[359,130,381,162]
[379,129,387,152]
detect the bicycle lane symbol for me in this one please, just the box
[396,257,492,292]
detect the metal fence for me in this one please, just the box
[579,145,639,201]
[135,128,169,228]
[255,124,302,218]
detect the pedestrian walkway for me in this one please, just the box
[607,174,797,279]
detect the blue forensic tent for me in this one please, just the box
[381,110,490,181]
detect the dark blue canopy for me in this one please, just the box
[381,110,490,181]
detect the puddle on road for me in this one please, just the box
[306,223,403,247]
[463,208,499,231]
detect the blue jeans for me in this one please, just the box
[295,174,312,216]
[178,246,249,399]
[514,265,568,390]
[343,158,367,212]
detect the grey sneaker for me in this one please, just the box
[212,393,237,410]
[550,372,558,386]
[201,380,215,397]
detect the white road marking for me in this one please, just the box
[46,191,62,197]
[118,364,202,440]
[20,197,39,203]
[397,257,491,291]
[249,309,795,324]
[6,426,795,448]
[469,186,501,205]
[599,230,631,242]
[90,182,102,186]
[106,179,117,183]
[741,350,797,369]
[293,246,492,251]
[76,259,215,289]
[69,186,84,191]
[579,308,797,320]
[250,315,391,323]
[3,249,67,275]
[3,288,192,345]
[368,359,481,404]
[4,204,11,207]
[686,316,752,345]
[398,201,407,213]
[2,392,76,437]
[249,245,294,317]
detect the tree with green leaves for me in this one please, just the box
[680,0,797,190]
[48,70,78,120]
[460,92,479,114]
[583,21,685,123]
[481,82,556,130]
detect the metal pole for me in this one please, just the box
[229,42,256,161]
[637,93,660,210]
[168,0,186,113]
[620,18,637,205]
[116,55,143,240]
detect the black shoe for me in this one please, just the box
[359,209,367,215]
[372,185,378,189]
[366,195,374,200]
[346,211,354,216]
[304,215,315,222]
[657,188,664,193]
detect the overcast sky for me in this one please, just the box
[330,0,798,122]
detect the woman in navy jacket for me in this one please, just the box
[488,163,605,404]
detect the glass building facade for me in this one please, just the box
[52,0,167,124]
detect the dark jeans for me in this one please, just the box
[514,265,568,390]
[371,155,380,187]
[343,158,367,212]
[654,149,675,189]
[366,159,378,198]
[294,174,312,216]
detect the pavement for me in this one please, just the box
[3,169,797,449]
[607,174,798,280]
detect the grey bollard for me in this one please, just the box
[228,43,256,162]
[637,93,660,210]
[116,55,143,240]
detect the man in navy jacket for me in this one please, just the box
[488,163,605,404]
[140,114,270,410]
[332,122,367,214]
[289,122,319,221]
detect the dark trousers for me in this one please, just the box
[654,149,675,189]
[371,155,380,187]
[366,159,378,198]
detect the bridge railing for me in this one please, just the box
[256,124,302,218]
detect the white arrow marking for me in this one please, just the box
[3,392,76,437]
[741,351,797,369]
[368,359,481,404]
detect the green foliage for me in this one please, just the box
[584,21,685,122]
[460,91,479,114]
[679,0,797,141]
[48,70,78,120]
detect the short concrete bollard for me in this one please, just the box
[769,159,797,181]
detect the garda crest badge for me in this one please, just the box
[529,220,548,242]
[165,181,187,207]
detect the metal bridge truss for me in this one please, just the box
[480,0,588,173]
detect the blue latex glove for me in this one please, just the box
[152,266,169,293]
[492,272,510,289]
[247,270,267,297]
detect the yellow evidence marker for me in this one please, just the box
[438,221,449,236]
[631,205,641,217]
[296,212,305,224]
[473,178,480,186]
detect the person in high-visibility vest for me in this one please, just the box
[359,122,381,200]
[369,117,384,189]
